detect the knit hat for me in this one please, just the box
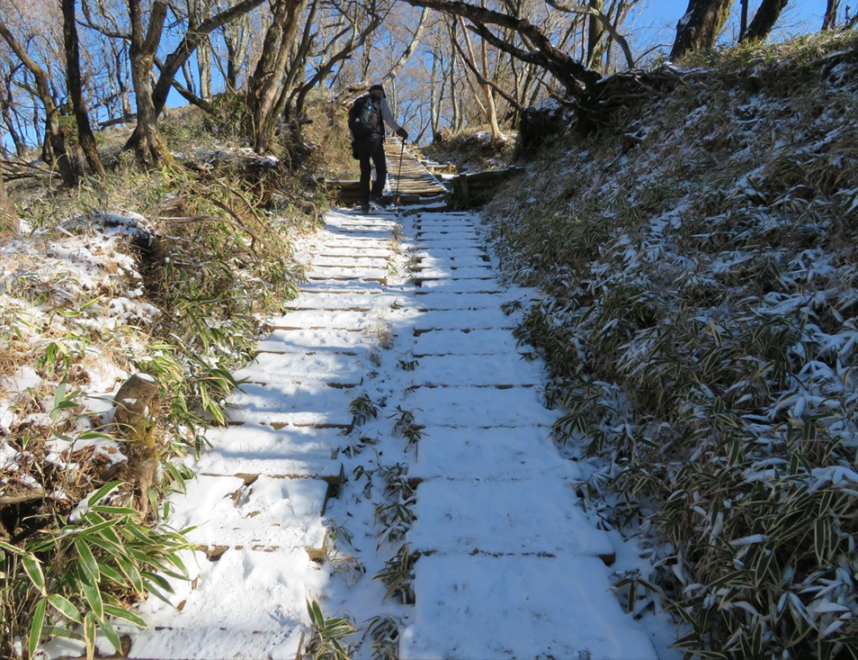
[369,84,386,96]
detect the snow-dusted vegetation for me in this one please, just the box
[485,33,858,656]
[0,158,315,656]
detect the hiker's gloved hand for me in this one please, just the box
[397,128,408,140]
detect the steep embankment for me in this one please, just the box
[483,34,858,657]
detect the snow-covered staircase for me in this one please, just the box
[125,206,658,659]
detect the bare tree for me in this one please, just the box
[246,0,305,152]
[0,61,27,157]
[335,7,427,102]
[222,13,250,91]
[286,1,386,121]
[0,17,80,185]
[457,16,500,140]
[401,0,600,99]
[823,0,841,30]
[739,0,749,40]
[127,0,171,165]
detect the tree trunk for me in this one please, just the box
[383,9,428,86]
[113,46,134,121]
[0,18,80,186]
[61,0,106,177]
[246,0,305,153]
[739,0,749,40]
[187,0,213,100]
[224,18,249,92]
[430,53,441,139]
[459,17,501,142]
[0,175,17,236]
[670,0,735,60]
[199,40,213,100]
[743,0,790,41]
[479,12,502,140]
[587,0,605,68]
[822,0,840,30]
[449,39,462,133]
[128,0,172,166]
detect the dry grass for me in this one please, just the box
[303,95,361,179]
[422,125,518,173]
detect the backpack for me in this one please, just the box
[348,95,380,139]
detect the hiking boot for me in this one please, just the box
[370,195,388,209]
[360,202,370,213]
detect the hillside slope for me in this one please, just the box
[484,33,858,657]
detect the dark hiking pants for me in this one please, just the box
[357,136,386,203]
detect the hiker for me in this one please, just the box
[349,84,408,213]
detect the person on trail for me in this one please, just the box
[348,83,408,213]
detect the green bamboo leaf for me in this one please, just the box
[142,571,175,594]
[98,562,127,587]
[48,594,82,623]
[91,505,141,516]
[752,623,763,656]
[0,540,23,555]
[50,380,69,423]
[76,538,100,582]
[115,556,144,594]
[22,553,47,596]
[42,625,84,641]
[78,565,104,620]
[83,535,125,558]
[104,604,148,628]
[708,570,746,591]
[165,463,187,494]
[29,598,47,659]
[87,480,124,506]
[814,517,826,564]
[165,552,189,579]
[79,517,123,537]
[77,431,114,441]
[728,438,742,467]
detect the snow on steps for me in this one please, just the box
[125,205,659,659]
[401,555,657,660]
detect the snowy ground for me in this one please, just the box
[0,213,158,510]
[123,205,668,658]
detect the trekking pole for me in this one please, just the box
[395,138,405,208]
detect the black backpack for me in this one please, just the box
[349,95,380,139]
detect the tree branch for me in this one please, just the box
[398,0,600,98]
[451,23,523,111]
[152,0,266,113]
[544,0,635,70]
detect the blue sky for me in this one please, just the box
[628,0,827,52]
